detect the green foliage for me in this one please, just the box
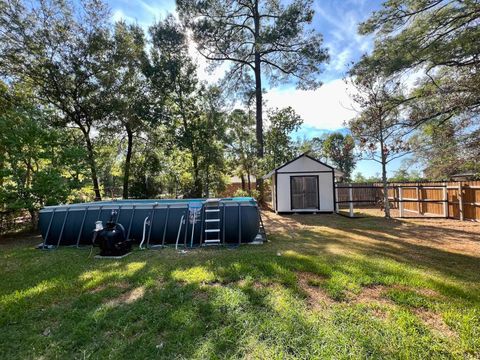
[0,82,90,224]
[102,21,151,199]
[177,0,329,90]
[0,0,112,200]
[347,71,414,217]
[409,119,479,180]
[226,109,257,194]
[322,133,356,181]
[264,107,303,170]
[355,0,480,179]
[177,0,329,201]
[389,168,424,183]
[352,172,382,184]
[148,17,229,198]
[295,137,325,161]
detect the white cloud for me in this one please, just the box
[111,9,136,24]
[314,2,373,79]
[186,37,230,84]
[331,48,352,71]
[136,0,172,19]
[264,79,357,130]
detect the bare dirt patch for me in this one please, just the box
[415,287,441,298]
[413,308,457,339]
[193,290,209,301]
[261,211,308,237]
[0,232,42,248]
[89,284,108,293]
[296,272,334,309]
[355,208,480,255]
[88,281,129,294]
[104,286,145,307]
[355,285,393,306]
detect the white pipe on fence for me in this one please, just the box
[443,183,448,218]
[458,182,464,221]
[349,184,353,218]
[335,186,339,213]
[416,186,421,214]
[399,187,404,218]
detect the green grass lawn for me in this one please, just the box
[1,212,479,359]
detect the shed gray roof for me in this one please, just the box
[262,153,344,179]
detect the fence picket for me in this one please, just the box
[335,181,479,221]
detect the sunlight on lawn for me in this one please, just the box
[0,279,59,306]
[1,212,479,358]
[171,266,216,284]
[79,262,147,289]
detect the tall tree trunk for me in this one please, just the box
[29,209,38,230]
[123,125,133,199]
[192,154,202,197]
[206,165,210,198]
[82,130,102,201]
[247,171,252,193]
[253,0,264,203]
[380,134,390,218]
[241,174,246,191]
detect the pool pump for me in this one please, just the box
[92,210,131,257]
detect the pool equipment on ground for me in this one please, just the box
[92,210,132,257]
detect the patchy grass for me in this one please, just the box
[1,211,479,359]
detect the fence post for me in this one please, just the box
[335,185,339,213]
[458,182,464,221]
[416,185,421,214]
[349,184,354,218]
[399,186,404,218]
[443,182,448,218]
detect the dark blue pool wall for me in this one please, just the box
[38,198,261,247]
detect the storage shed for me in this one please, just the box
[263,153,342,213]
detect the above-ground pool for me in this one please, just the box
[38,197,264,248]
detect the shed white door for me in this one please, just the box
[290,176,319,210]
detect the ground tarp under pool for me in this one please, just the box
[38,197,262,248]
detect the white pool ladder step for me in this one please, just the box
[204,239,221,244]
[202,199,222,245]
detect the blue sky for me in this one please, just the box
[108,0,411,178]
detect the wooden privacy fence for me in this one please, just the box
[335,181,480,221]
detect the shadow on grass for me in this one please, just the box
[1,213,480,358]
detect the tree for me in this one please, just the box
[150,16,228,198]
[295,136,325,161]
[226,109,257,193]
[409,118,479,180]
[322,132,356,181]
[102,21,150,199]
[356,0,480,159]
[389,168,423,182]
[0,82,89,226]
[353,172,367,183]
[0,0,112,200]
[347,72,412,218]
[176,0,329,201]
[264,106,303,170]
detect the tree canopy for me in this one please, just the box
[176,0,329,201]
[353,0,480,180]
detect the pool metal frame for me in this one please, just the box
[40,198,263,249]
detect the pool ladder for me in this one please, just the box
[202,199,222,245]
